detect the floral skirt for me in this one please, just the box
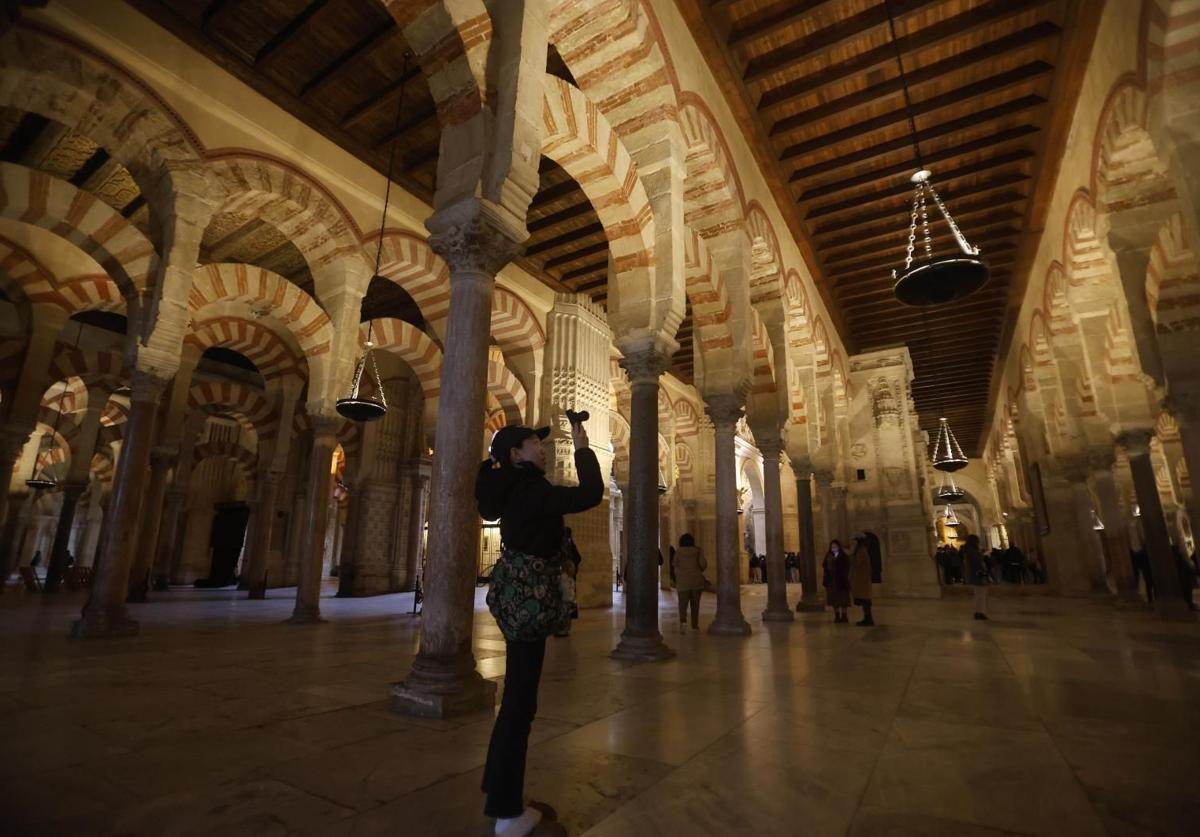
[486,547,570,642]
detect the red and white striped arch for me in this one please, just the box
[673,397,701,438]
[749,310,776,396]
[193,438,258,481]
[680,97,744,239]
[486,346,527,425]
[491,286,545,356]
[190,263,333,361]
[746,204,784,310]
[361,318,443,432]
[369,229,452,338]
[682,227,733,353]
[186,316,306,381]
[46,347,125,390]
[0,162,156,300]
[541,75,655,281]
[187,381,278,444]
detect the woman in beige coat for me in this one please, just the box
[849,533,874,627]
[673,533,707,629]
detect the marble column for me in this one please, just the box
[759,436,793,621]
[612,349,675,659]
[705,393,751,636]
[289,416,340,624]
[1170,393,1200,543]
[127,447,174,602]
[814,471,835,555]
[1119,429,1191,621]
[795,472,823,611]
[44,386,106,592]
[244,471,281,599]
[1064,459,1110,594]
[1089,454,1139,604]
[833,483,850,542]
[71,370,168,639]
[392,214,520,717]
[42,482,86,593]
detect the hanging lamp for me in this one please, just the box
[26,385,66,491]
[883,0,989,307]
[931,417,968,472]
[336,51,413,423]
[943,504,960,527]
[935,472,967,504]
[1091,509,1105,531]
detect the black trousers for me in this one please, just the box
[482,637,547,818]
[677,589,701,626]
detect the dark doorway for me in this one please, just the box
[196,502,250,587]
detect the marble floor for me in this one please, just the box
[1,583,1197,837]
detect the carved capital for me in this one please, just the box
[757,435,783,461]
[1085,445,1116,473]
[130,369,171,404]
[1116,427,1154,457]
[310,413,342,441]
[704,393,745,430]
[427,204,523,277]
[619,348,669,386]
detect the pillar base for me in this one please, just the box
[285,608,326,625]
[708,617,752,636]
[611,632,675,662]
[391,653,497,719]
[69,612,139,640]
[762,606,795,622]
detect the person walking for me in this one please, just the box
[476,418,603,837]
[822,539,851,623]
[673,533,706,630]
[849,533,874,626]
[963,533,989,621]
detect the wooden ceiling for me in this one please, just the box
[123,0,697,383]
[680,0,1103,452]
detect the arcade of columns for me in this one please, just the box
[0,0,1197,717]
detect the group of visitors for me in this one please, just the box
[936,542,1042,585]
[820,533,878,626]
[1132,543,1200,610]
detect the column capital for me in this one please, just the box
[1116,427,1155,457]
[757,435,783,461]
[1085,445,1116,473]
[1057,455,1089,483]
[130,369,171,404]
[427,201,524,276]
[704,393,745,429]
[309,412,342,441]
[813,470,835,488]
[618,347,670,386]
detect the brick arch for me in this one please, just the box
[486,346,527,424]
[1043,263,1074,337]
[0,25,206,236]
[190,263,334,363]
[101,395,129,428]
[541,75,655,285]
[187,381,277,444]
[59,274,126,314]
[0,162,156,304]
[812,317,831,374]
[484,395,509,438]
[549,0,681,159]
[186,316,306,381]
[46,347,125,390]
[746,202,785,311]
[1148,211,1199,332]
[491,286,545,356]
[749,309,776,396]
[673,397,700,437]
[361,317,442,432]
[193,438,258,480]
[610,410,630,453]
[1091,79,1172,209]
[1063,190,1108,287]
[368,229,451,339]
[674,440,694,482]
[1028,309,1054,363]
[783,269,812,344]
[679,96,744,239]
[0,234,54,309]
[205,154,370,304]
[682,228,733,355]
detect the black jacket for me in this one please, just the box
[475,448,604,558]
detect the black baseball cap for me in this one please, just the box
[489,424,550,464]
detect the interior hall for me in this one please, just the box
[0,0,1198,835]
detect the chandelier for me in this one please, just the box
[931,417,968,472]
[934,473,966,504]
[942,504,960,527]
[1091,509,1105,531]
[884,0,989,307]
[27,385,66,491]
[337,51,413,423]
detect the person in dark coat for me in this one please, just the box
[475,420,602,837]
[822,539,851,622]
[673,533,707,629]
[849,533,874,626]
[1131,548,1154,602]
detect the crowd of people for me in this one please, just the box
[936,542,1043,585]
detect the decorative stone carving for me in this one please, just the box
[618,348,669,386]
[427,202,523,277]
[705,393,744,429]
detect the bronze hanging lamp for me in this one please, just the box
[934,472,967,504]
[337,51,413,423]
[930,417,968,472]
[885,0,989,307]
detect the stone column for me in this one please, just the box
[1170,393,1200,542]
[392,212,521,717]
[43,385,106,592]
[1063,457,1110,595]
[243,471,281,598]
[705,393,751,636]
[795,471,823,611]
[0,429,29,572]
[832,483,850,541]
[42,482,86,593]
[612,348,675,658]
[814,471,835,555]
[71,370,168,638]
[126,447,174,602]
[1119,429,1191,621]
[1089,453,1139,603]
[759,436,793,621]
[289,415,340,623]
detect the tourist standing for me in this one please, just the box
[823,539,851,623]
[475,419,602,837]
[964,534,989,621]
[673,533,706,630]
[849,533,874,626]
